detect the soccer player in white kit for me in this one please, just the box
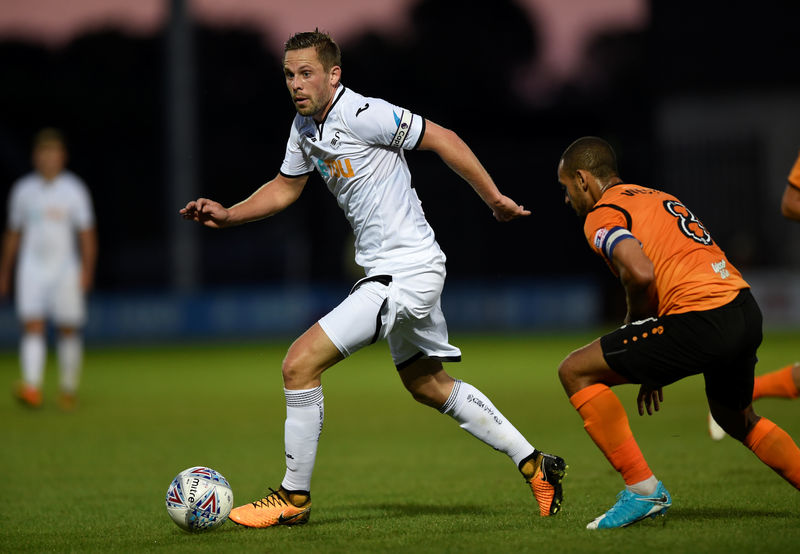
[181,30,566,527]
[0,128,97,410]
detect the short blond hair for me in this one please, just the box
[284,30,341,72]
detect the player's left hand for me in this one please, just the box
[637,385,663,416]
[491,195,531,222]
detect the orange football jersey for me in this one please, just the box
[789,151,800,190]
[584,184,749,316]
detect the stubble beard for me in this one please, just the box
[294,89,333,119]
[295,101,317,117]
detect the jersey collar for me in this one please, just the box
[315,84,347,136]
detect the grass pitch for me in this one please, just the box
[1,330,798,553]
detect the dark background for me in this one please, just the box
[1,0,799,313]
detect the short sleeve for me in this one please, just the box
[280,118,315,177]
[584,204,635,267]
[7,181,24,230]
[346,97,424,151]
[72,179,95,230]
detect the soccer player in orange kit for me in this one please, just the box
[555,136,800,529]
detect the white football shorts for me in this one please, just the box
[318,263,462,368]
[16,264,86,326]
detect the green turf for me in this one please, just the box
[1,330,798,553]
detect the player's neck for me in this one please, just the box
[598,179,624,195]
[39,170,61,182]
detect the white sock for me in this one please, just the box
[627,475,658,496]
[58,334,83,394]
[21,333,46,388]
[281,386,324,493]
[440,380,535,467]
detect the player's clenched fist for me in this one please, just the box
[180,198,230,228]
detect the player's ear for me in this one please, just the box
[329,65,341,87]
[576,169,589,191]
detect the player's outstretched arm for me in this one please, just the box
[79,227,98,292]
[417,120,530,222]
[0,230,21,298]
[180,173,309,228]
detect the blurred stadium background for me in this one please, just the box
[1,0,799,346]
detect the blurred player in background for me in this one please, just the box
[771,151,800,399]
[780,150,800,220]
[708,151,800,439]
[0,128,97,410]
[181,30,566,528]
[555,136,800,529]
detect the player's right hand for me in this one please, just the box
[636,385,663,416]
[179,198,230,228]
[491,195,531,222]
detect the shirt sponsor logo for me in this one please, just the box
[44,207,67,221]
[316,158,355,179]
[711,260,730,279]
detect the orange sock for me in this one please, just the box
[570,383,653,485]
[744,417,800,489]
[753,364,799,400]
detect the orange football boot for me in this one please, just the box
[229,487,311,528]
[522,452,567,516]
[59,391,78,411]
[14,382,42,408]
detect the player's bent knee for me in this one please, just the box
[399,360,452,408]
[557,355,579,388]
[403,378,449,409]
[408,388,444,409]
[23,320,46,334]
[281,353,317,388]
[708,401,760,442]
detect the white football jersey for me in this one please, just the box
[7,170,95,279]
[280,85,446,276]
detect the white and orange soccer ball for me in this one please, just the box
[165,466,234,532]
